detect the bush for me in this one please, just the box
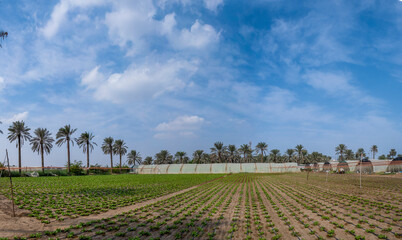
[89,164,110,175]
[70,161,84,175]
[112,165,131,174]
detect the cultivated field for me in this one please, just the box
[0,173,401,239]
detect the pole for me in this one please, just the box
[360,154,362,189]
[6,150,16,217]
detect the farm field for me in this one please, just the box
[0,173,401,239]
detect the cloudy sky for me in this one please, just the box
[1,0,402,167]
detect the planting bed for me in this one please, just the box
[0,173,401,239]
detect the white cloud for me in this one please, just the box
[204,0,224,12]
[1,112,29,124]
[81,59,198,103]
[41,0,106,38]
[154,115,205,139]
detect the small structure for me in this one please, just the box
[322,162,332,172]
[355,158,373,174]
[337,160,350,173]
[386,157,402,173]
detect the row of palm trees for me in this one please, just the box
[0,121,140,174]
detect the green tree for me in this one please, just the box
[295,144,305,164]
[210,141,227,163]
[75,132,97,174]
[143,156,153,165]
[355,148,366,159]
[113,139,128,173]
[7,121,31,174]
[30,128,54,173]
[155,150,173,164]
[175,151,187,164]
[388,149,397,159]
[286,149,295,163]
[345,149,354,160]
[127,150,142,166]
[228,145,238,163]
[370,145,378,159]
[335,144,347,161]
[193,150,204,164]
[270,149,280,163]
[101,137,114,173]
[56,125,77,173]
[256,142,268,163]
[239,144,253,163]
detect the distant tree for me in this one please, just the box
[193,150,204,164]
[8,121,31,174]
[30,128,54,173]
[75,132,97,174]
[256,142,268,163]
[210,142,226,163]
[113,139,128,173]
[355,148,366,159]
[101,137,114,173]
[143,156,153,165]
[388,149,397,159]
[295,145,304,164]
[127,150,142,166]
[155,150,173,164]
[227,145,238,163]
[56,125,77,173]
[239,144,253,163]
[370,145,378,159]
[0,121,3,134]
[175,151,187,164]
[378,154,386,160]
[335,144,347,161]
[345,149,354,160]
[270,149,280,163]
[310,152,321,164]
[0,31,8,48]
[286,149,295,163]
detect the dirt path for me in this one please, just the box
[0,175,226,238]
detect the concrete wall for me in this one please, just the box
[132,160,395,174]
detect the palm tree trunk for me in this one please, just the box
[110,150,113,174]
[261,151,263,163]
[119,153,122,174]
[18,136,21,175]
[41,143,44,173]
[87,143,90,175]
[67,140,71,173]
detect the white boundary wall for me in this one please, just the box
[132,160,394,174]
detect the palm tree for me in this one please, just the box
[193,150,204,164]
[286,149,295,162]
[101,137,114,173]
[270,149,280,163]
[239,144,252,163]
[228,145,237,163]
[0,121,3,134]
[175,151,187,164]
[256,142,268,163]
[335,144,347,161]
[388,149,397,159]
[7,121,31,174]
[210,142,226,163]
[355,148,366,159]
[56,125,77,173]
[75,132,97,174]
[30,128,54,173]
[143,156,153,165]
[295,145,304,164]
[370,145,378,159]
[345,149,354,160]
[113,139,128,173]
[127,150,142,166]
[0,31,8,48]
[155,150,173,164]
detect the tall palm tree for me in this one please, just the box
[101,137,114,173]
[193,150,204,164]
[143,156,153,165]
[355,148,366,159]
[0,30,8,48]
[335,144,347,161]
[75,132,97,174]
[239,144,252,163]
[256,142,268,163]
[370,145,378,159]
[30,128,54,173]
[345,149,354,160]
[286,149,295,162]
[388,149,397,159]
[175,151,187,164]
[155,150,173,164]
[210,141,226,163]
[113,139,128,173]
[127,150,142,166]
[228,145,237,163]
[7,121,31,174]
[56,125,77,173]
[270,149,280,163]
[295,144,304,164]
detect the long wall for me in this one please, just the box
[132,160,394,174]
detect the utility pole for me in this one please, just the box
[6,150,16,217]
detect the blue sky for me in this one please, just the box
[1,0,402,166]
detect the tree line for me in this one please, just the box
[1,121,400,174]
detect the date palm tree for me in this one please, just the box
[345,149,354,160]
[370,145,378,159]
[175,151,187,164]
[270,149,280,163]
[388,149,397,159]
[228,145,237,163]
[0,30,8,48]
[355,148,366,159]
[143,156,153,165]
[102,137,114,173]
[239,144,252,163]
[256,142,268,163]
[210,141,226,163]
[155,150,173,164]
[335,144,347,161]
[127,150,142,166]
[56,125,77,173]
[75,132,97,174]
[113,139,128,173]
[7,121,31,174]
[295,144,304,164]
[286,149,295,162]
[30,128,54,173]
[193,150,204,164]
